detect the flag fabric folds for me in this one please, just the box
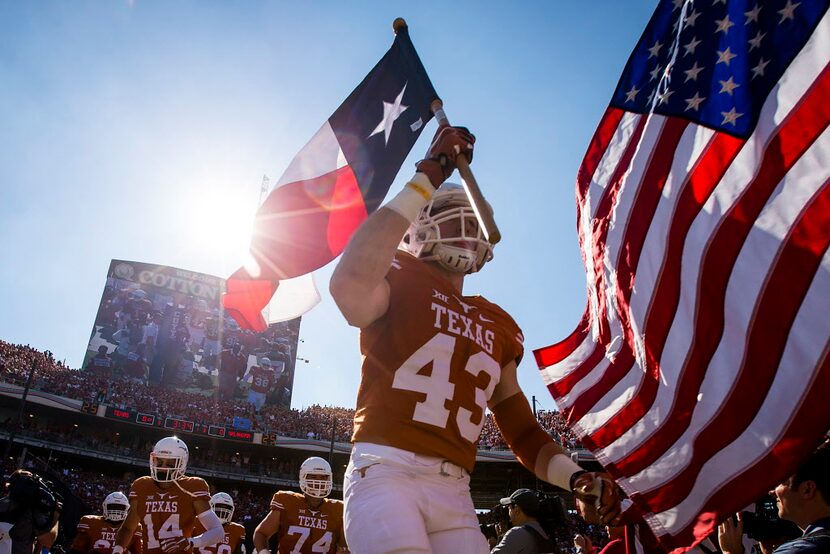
[533,1,830,551]
[223,26,437,331]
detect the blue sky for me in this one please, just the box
[0,1,658,410]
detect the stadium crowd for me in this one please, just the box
[0,340,582,449]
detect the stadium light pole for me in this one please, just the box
[327,415,336,465]
[3,353,42,465]
[532,396,539,491]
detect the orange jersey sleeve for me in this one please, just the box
[272,492,341,554]
[71,515,95,553]
[352,251,524,471]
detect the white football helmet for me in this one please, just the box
[401,182,494,274]
[259,357,272,369]
[210,492,234,524]
[150,436,188,482]
[102,491,129,522]
[299,457,332,498]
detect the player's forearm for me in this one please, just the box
[331,207,410,294]
[114,521,136,549]
[252,530,270,551]
[492,392,583,489]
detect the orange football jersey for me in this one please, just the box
[270,491,344,554]
[352,251,524,472]
[191,521,245,554]
[72,515,142,554]
[128,476,210,554]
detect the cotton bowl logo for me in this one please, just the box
[114,263,134,280]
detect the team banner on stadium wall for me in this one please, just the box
[84,260,301,409]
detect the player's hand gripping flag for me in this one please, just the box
[224,23,438,331]
[534,1,830,551]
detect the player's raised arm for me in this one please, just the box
[488,362,622,526]
[330,125,474,329]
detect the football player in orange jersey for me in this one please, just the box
[190,493,245,554]
[70,492,142,554]
[330,125,622,553]
[252,457,347,554]
[113,437,225,554]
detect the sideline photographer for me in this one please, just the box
[491,489,556,554]
[0,470,61,554]
[719,443,830,553]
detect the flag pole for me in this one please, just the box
[393,18,502,245]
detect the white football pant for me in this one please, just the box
[344,442,489,554]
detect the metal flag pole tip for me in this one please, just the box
[393,18,408,33]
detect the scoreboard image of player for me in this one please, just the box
[84,259,302,409]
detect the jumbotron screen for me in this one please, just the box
[83,259,301,410]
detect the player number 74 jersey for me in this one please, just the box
[271,491,344,553]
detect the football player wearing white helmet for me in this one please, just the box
[190,493,245,554]
[70,491,142,554]
[253,457,346,553]
[330,124,622,553]
[113,437,224,554]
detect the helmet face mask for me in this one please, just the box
[103,491,129,522]
[299,457,332,499]
[210,492,234,524]
[402,183,493,274]
[150,437,188,482]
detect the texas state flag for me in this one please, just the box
[224,25,438,331]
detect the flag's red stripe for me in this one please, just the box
[586,116,651,348]
[666,342,830,551]
[588,132,744,449]
[577,107,627,202]
[566,119,689,425]
[641,177,830,514]
[613,62,830,477]
[543,115,650,397]
[533,306,591,369]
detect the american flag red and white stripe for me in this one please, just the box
[534,1,830,551]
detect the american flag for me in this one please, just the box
[533,0,830,551]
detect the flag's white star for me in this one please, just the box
[715,14,735,34]
[751,58,770,79]
[648,40,663,59]
[748,30,766,51]
[744,5,762,23]
[368,82,409,145]
[649,64,663,81]
[625,85,640,102]
[716,47,738,66]
[658,89,675,105]
[672,0,684,10]
[684,36,703,56]
[684,62,704,82]
[685,9,701,27]
[685,92,706,111]
[719,76,740,95]
[721,107,743,125]
[778,0,801,23]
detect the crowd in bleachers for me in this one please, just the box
[0,340,582,449]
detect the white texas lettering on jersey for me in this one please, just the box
[296,514,328,530]
[430,303,495,354]
[145,497,180,513]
